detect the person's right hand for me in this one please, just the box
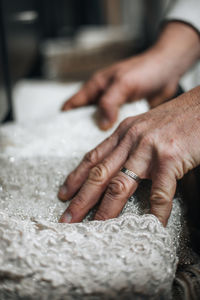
[59,86,200,227]
[62,22,200,130]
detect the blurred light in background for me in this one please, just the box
[1,0,197,123]
[0,0,146,123]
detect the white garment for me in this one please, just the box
[166,0,200,33]
[143,0,200,91]
[164,0,200,90]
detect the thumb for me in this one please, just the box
[148,82,178,108]
[97,83,128,130]
[150,172,177,227]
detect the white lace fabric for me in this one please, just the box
[0,102,193,299]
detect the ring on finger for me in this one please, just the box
[120,167,141,183]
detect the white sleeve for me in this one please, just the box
[164,0,200,34]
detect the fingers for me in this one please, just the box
[62,70,112,111]
[59,138,177,225]
[58,117,134,202]
[58,134,119,202]
[59,135,132,223]
[97,83,129,130]
[62,66,134,130]
[150,170,177,226]
[61,83,99,111]
[93,153,147,221]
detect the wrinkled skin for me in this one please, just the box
[62,22,200,130]
[59,86,200,226]
[59,22,200,226]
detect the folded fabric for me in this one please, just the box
[0,102,195,299]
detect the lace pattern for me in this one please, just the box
[0,103,194,299]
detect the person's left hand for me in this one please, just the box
[58,86,200,226]
[61,22,200,131]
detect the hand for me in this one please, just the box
[62,22,200,130]
[58,86,200,226]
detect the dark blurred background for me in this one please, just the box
[0,0,149,123]
[0,0,196,123]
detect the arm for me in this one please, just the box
[59,86,200,226]
[62,21,200,130]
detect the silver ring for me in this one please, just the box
[120,167,141,183]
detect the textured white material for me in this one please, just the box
[0,102,192,299]
[12,80,81,123]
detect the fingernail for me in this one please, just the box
[59,211,72,223]
[59,185,68,197]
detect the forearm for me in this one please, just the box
[150,22,200,80]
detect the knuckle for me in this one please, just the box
[119,117,133,130]
[92,73,105,89]
[158,139,181,163]
[88,163,109,183]
[115,72,127,86]
[151,190,171,205]
[104,134,119,149]
[160,150,182,179]
[159,147,178,165]
[107,176,129,198]
[70,194,86,210]
[127,124,140,140]
[117,78,129,90]
[115,71,123,81]
[83,148,99,166]
[139,133,154,147]
[157,141,184,179]
[117,120,127,133]
[95,209,109,221]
